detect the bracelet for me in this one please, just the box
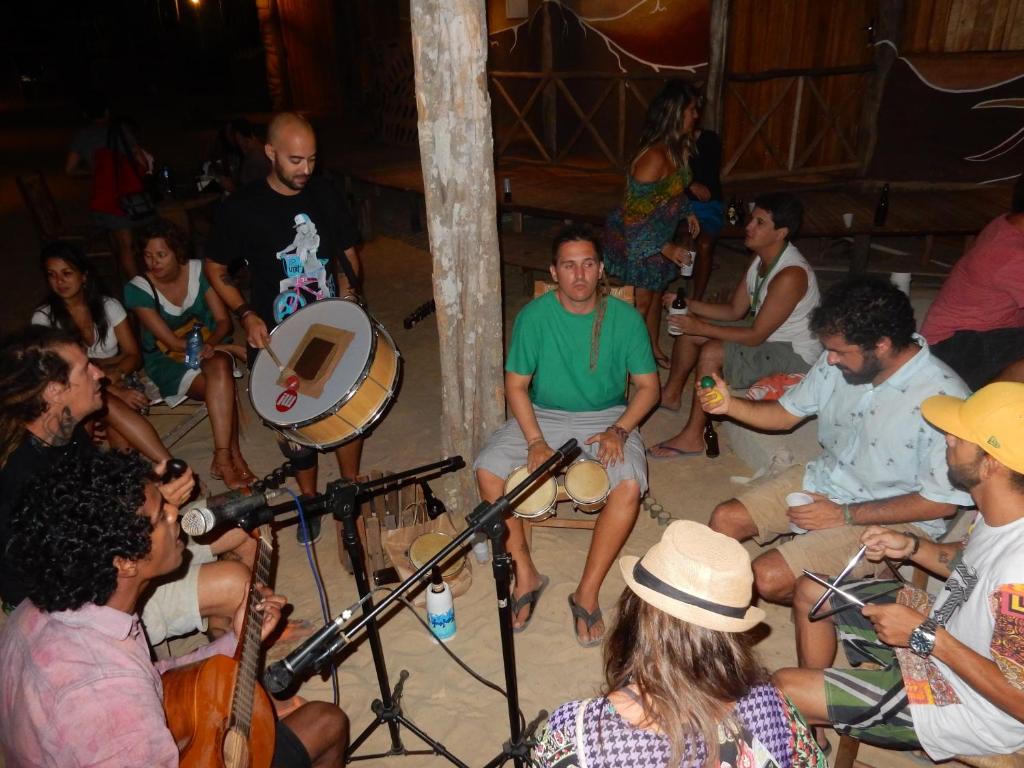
[233,302,254,320]
[526,437,546,448]
[608,424,630,442]
[905,531,922,557]
[842,503,856,526]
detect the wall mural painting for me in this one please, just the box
[487,0,710,74]
[871,40,1024,185]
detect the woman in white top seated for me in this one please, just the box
[32,242,169,462]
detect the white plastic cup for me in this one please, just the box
[746,201,755,213]
[680,250,696,277]
[842,212,853,229]
[785,492,814,535]
[890,272,911,296]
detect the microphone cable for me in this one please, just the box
[281,488,339,706]
[372,585,530,736]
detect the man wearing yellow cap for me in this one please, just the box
[776,382,1024,759]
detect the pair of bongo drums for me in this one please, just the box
[504,458,610,522]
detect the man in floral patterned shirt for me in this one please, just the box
[776,382,1024,760]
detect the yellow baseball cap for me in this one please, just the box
[922,382,1024,474]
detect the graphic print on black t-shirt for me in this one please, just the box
[206,176,359,330]
[271,213,337,323]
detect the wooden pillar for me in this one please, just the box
[541,2,557,158]
[410,0,506,517]
[255,0,290,110]
[703,0,730,133]
[858,0,904,175]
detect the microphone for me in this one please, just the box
[181,488,283,536]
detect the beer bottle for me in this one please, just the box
[667,287,687,337]
[703,421,720,458]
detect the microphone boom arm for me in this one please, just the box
[263,439,580,692]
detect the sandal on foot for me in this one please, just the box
[645,441,703,461]
[568,594,604,648]
[511,575,549,634]
[210,451,249,490]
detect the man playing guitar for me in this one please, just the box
[0,449,347,767]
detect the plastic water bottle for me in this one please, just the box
[426,566,456,642]
[183,322,203,371]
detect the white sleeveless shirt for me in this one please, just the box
[744,243,821,364]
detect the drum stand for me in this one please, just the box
[258,443,579,768]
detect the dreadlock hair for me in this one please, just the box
[38,241,113,348]
[8,449,154,612]
[0,326,80,466]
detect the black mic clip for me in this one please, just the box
[420,480,446,520]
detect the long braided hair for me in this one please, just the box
[0,327,78,466]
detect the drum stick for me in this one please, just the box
[264,345,300,389]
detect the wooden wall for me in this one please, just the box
[721,0,876,179]
[903,0,1024,52]
[274,0,343,112]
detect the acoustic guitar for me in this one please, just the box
[162,527,276,768]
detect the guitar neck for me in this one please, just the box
[228,527,274,737]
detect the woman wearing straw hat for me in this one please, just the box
[532,521,826,767]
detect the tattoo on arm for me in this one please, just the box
[938,549,951,565]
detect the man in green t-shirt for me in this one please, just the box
[474,225,659,647]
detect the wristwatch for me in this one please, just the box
[909,617,939,657]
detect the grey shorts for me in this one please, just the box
[140,539,216,645]
[723,340,811,389]
[473,405,648,495]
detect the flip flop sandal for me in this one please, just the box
[645,442,703,461]
[511,575,549,634]
[568,594,604,648]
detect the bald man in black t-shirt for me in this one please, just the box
[205,113,363,544]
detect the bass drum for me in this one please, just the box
[250,298,401,449]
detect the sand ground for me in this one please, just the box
[162,216,950,768]
[0,102,969,766]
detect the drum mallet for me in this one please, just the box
[264,344,300,390]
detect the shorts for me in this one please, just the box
[690,200,725,239]
[473,405,648,496]
[273,721,313,768]
[140,539,216,645]
[723,340,812,389]
[735,465,929,578]
[822,580,921,750]
[929,327,1024,391]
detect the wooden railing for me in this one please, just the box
[489,70,675,171]
[721,64,875,180]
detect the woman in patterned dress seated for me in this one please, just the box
[532,521,826,768]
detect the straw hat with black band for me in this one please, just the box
[620,520,765,633]
[921,382,1024,475]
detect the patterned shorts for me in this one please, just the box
[823,580,922,750]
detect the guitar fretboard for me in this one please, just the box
[227,527,274,738]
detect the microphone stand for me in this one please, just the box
[257,441,580,768]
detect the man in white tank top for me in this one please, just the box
[650,192,820,459]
